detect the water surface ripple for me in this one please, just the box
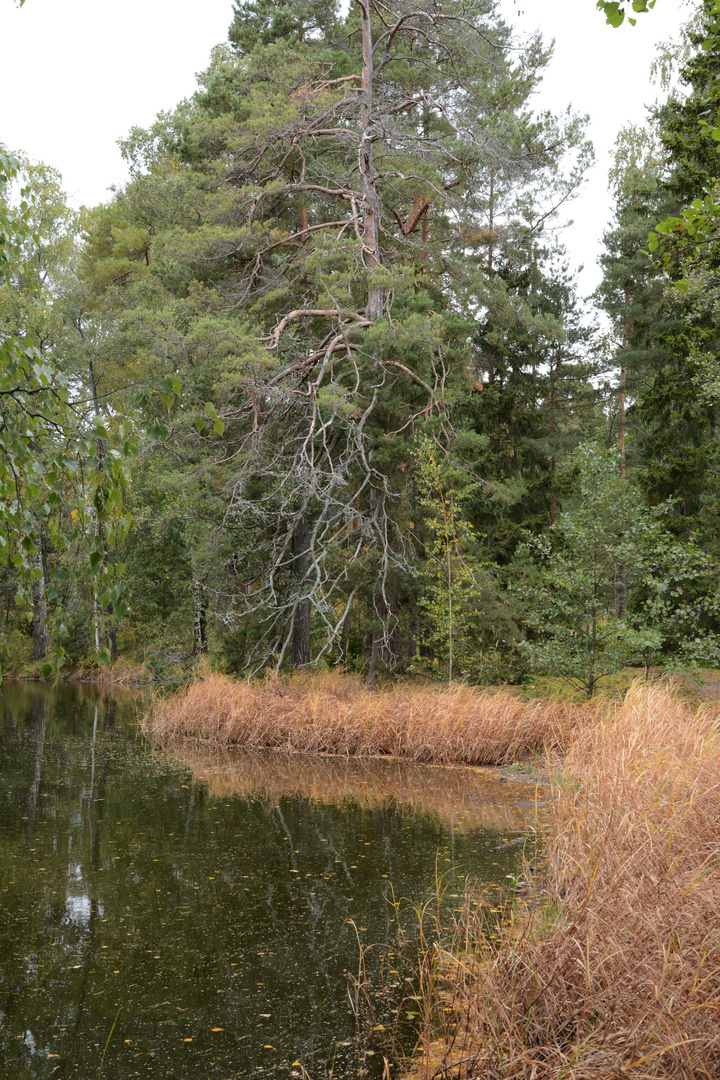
[0,682,537,1079]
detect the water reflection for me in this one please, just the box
[170,744,543,833]
[0,682,537,1079]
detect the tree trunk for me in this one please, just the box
[386,583,403,670]
[366,483,388,689]
[31,547,51,661]
[407,617,418,664]
[620,289,629,479]
[298,202,309,277]
[487,171,495,275]
[340,595,354,664]
[88,358,118,661]
[357,0,383,321]
[550,350,559,525]
[291,518,311,667]
[366,622,381,691]
[106,618,118,662]
[193,583,208,655]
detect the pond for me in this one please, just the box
[0,681,542,1079]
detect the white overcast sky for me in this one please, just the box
[0,0,691,297]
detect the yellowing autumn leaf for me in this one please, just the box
[211,1027,223,1032]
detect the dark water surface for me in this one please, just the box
[0,681,538,1079]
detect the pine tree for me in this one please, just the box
[81,0,591,675]
[229,0,339,55]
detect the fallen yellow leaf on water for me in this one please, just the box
[211,1027,223,1032]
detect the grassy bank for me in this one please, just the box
[414,683,720,1079]
[66,659,153,686]
[145,672,720,1074]
[2,658,153,686]
[145,670,594,766]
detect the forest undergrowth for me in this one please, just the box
[144,670,593,766]
[411,682,720,1080]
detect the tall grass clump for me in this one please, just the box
[146,670,589,766]
[414,683,720,1079]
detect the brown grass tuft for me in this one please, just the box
[414,682,720,1079]
[145,670,589,767]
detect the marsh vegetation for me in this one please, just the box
[410,683,720,1079]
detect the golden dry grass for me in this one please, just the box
[146,670,589,766]
[167,743,544,833]
[69,659,152,686]
[414,683,720,1080]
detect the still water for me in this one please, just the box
[0,681,540,1079]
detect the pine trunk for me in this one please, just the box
[291,518,311,667]
[620,290,629,479]
[358,0,383,321]
[193,583,209,655]
[366,624,381,690]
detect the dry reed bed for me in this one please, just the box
[168,744,544,833]
[416,683,720,1080]
[147,671,589,766]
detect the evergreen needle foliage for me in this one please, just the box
[3,0,720,686]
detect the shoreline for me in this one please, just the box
[408,682,720,1079]
[143,670,596,769]
[10,671,716,1075]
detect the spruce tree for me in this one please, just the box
[598,5,720,543]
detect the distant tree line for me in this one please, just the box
[2,0,719,694]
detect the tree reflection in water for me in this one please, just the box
[0,682,535,1079]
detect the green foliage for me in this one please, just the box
[6,0,716,686]
[463,258,602,561]
[514,444,720,696]
[597,5,720,546]
[229,0,339,54]
[0,150,136,673]
[647,0,720,262]
[413,438,486,683]
[596,0,656,29]
[80,0,592,677]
